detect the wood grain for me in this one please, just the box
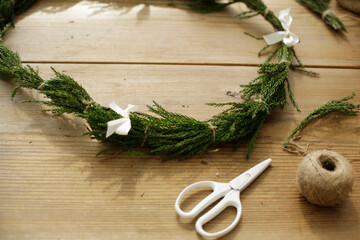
[0,0,360,239]
[1,64,359,239]
[3,0,360,67]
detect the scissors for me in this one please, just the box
[175,158,272,239]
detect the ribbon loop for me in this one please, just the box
[263,8,299,47]
[278,8,292,31]
[106,101,138,137]
[263,31,286,45]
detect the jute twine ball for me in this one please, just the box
[297,150,354,207]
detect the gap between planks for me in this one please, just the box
[21,61,360,70]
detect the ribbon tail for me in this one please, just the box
[126,104,139,113]
[115,118,132,135]
[279,8,290,17]
[263,31,286,45]
[106,118,127,137]
[109,101,127,117]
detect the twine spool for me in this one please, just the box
[297,150,354,207]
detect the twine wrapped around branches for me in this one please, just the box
[296,0,347,32]
[0,0,358,160]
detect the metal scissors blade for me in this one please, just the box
[229,158,272,191]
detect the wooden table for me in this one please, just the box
[1,0,359,239]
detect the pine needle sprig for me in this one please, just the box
[237,10,260,19]
[0,0,15,32]
[239,61,300,111]
[257,44,270,57]
[0,0,38,35]
[171,0,319,76]
[284,93,360,146]
[170,0,283,30]
[208,101,270,152]
[0,44,93,114]
[0,43,44,97]
[296,0,347,32]
[168,0,232,13]
[243,32,264,40]
[264,45,281,63]
[33,68,94,115]
[13,0,38,15]
[239,0,283,30]
[245,114,266,158]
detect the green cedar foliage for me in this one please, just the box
[13,0,38,14]
[284,93,360,146]
[296,0,346,32]
[170,0,316,75]
[168,0,232,13]
[0,0,38,34]
[0,0,317,160]
[0,0,302,160]
[171,0,346,32]
[0,41,299,160]
[0,1,13,33]
[0,0,357,160]
[169,0,283,30]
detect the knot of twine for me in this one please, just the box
[253,98,265,103]
[253,96,270,107]
[82,99,93,111]
[263,8,271,18]
[297,150,354,207]
[37,82,45,90]
[283,136,309,156]
[322,9,333,19]
[140,125,149,148]
[208,124,217,144]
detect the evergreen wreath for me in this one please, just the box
[0,0,358,160]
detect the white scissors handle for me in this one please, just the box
[175,181,231,219]
[196,190,242,239]
[175,159,271,239]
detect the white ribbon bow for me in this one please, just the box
[263,8,299,47]
[106,101,138,137]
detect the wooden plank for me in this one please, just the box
[3,0,360,67]
[0,64,359,239]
